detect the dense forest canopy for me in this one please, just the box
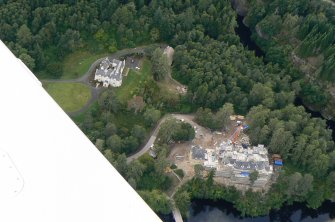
[2,0,335,217]
[244,0,335,114]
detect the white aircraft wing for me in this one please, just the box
[0,40,161,222]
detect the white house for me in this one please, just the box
[94,58,125,87]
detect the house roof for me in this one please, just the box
[95,58,124,81]
[191,145,207,160]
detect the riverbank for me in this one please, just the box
[233,0,335,120]
[234,5,335,138]
[187,199,335,222]
[173,8,335,222]
[235,15,264,58]
[295,97,335,140]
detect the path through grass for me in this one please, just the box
[62,51,108,80]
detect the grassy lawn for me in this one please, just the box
[44,82,91,112]
[72,59,153,125]
[72,101,98,123]
[115,59,152,102]
[61,51,108,80]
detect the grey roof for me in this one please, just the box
[256,162,265,170]
[101,59,110,70]
[192,146,207,160]
[249,162,256,170]
[95,69,107,77]
[232,160,270,172]
[95,58,124,81]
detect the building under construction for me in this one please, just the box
[212,142,273,187]
[194,117,274,187]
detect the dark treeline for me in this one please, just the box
[84,89,162,155]
[244,0,335,113]
[2,0,335,217]
[0,0,236,78]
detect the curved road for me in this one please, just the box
[126,114,195,163]
[43,44,165,116]
[126,113,196,222]
[126,115,170,163]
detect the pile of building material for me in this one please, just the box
[204,150,218,169]
[229,115,245,121]
[272,154,283,172]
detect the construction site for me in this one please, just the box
[168,115,283,191]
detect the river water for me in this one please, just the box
[187,199,335,222]
[172,14,335,222]
[235,15,265,57]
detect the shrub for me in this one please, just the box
[174,169,184,178]
[170,164,177,169]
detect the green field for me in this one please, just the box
[61,51,108,80]
[72,59,152,127]
[115,59,152,102]
[44,82,91,112]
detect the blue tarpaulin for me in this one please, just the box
[240,172,250,177]
[275,160,283,166]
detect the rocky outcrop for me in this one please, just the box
[231,0,249,16]
[255,24,269,40]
